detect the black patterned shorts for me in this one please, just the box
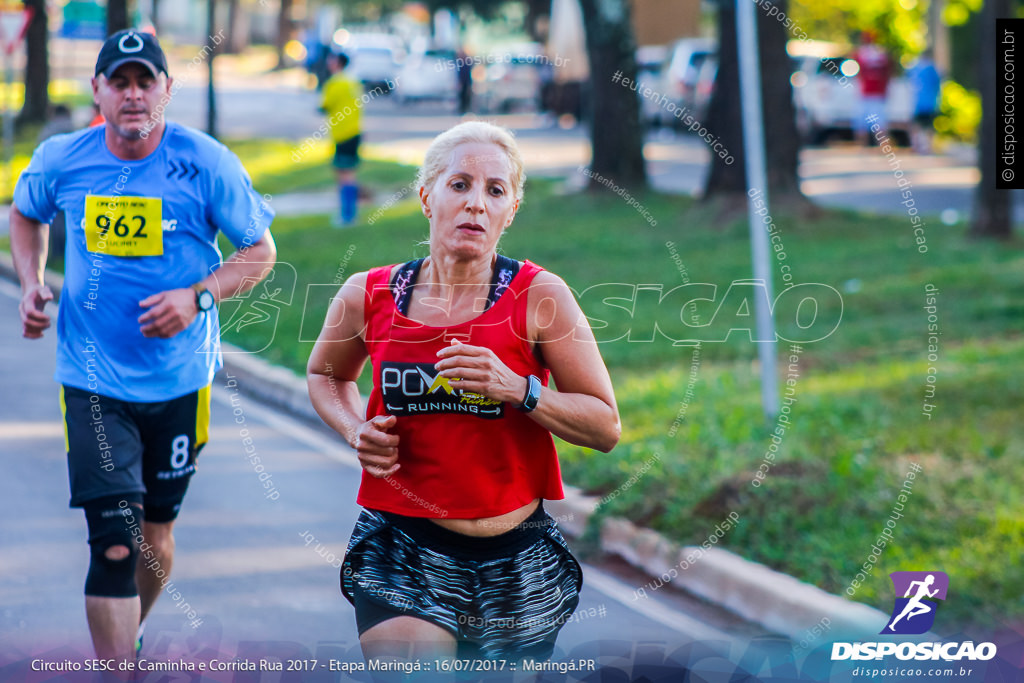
[340,502,582,659]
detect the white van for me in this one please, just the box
[788,40,913,145]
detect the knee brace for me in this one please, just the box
[83,494,143,598]
[143,501,181,524]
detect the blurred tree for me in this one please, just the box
[789,0,927,59]
[107,0,130,35]
[419,0,503,20]
[577,0,647,190]
[275,0,293,68]
[332,0,543,39]
[17,0,48,125]
[208,0,218,137]
[703,0,803,204]
[949,9,981,89]
[334,0,403,22]
[523,0,550,41]
[225,0,251,53]
[970,0,1012,238]
[332,0,506,23]
[152,0,162,33]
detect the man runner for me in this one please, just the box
[10,29,277,663]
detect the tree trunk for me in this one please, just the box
[970,0,1013,239]
[275,0,293,69]
[17,0,48,126]
[524,0,550,42]
[107,0,130,35]
[207,0,218,138]
[704,0,803,204]
[225,0,251,54]
[152,0,162,33]
[578,0,647,190]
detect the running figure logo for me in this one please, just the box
[882,571,949,634]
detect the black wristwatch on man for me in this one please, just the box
[191,282,215,313]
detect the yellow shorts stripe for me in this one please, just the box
[195,384,211,448]
[59,386,70,452]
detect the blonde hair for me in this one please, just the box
[416,121,526,201]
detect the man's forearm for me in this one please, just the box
[10,207,49,289]
[199,236,277,303]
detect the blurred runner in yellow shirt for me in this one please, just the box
[321,50,363,226]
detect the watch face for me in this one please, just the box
[198,290,215,311]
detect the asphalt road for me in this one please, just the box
[159,76,1019,222]
[0,282,783,682]
[1,65,1019,237]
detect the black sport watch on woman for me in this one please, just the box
[517,374,542,413]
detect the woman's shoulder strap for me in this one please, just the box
[391,258,425,316]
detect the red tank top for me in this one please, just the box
[357,259,564,518]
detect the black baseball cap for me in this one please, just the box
[95,29,168,79]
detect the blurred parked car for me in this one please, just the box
[636,45,667,127]
[788,40,913,145]
[340,32,404,92]
[689,54,718,123]
[395,49,459,105]
[656,37,717,128]
[474,45,546,113]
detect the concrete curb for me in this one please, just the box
[547,490,889,642]
[1,250,889,644]
[218,341,323,425]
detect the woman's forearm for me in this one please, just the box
[308,373,365,448]
[526,387,620,453]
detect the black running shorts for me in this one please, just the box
[60,384,211,521]
[332,135,361,170]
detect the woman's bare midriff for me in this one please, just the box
[429,498,541,537]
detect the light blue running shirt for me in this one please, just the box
[14,122,274,401]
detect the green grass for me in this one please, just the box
[215,163,1022,632]
[11,143,1021,633]
[224,138,414,197]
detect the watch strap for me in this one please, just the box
[191,282,213,312]
[517,374,541,413]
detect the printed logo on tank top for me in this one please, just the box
[380,361,504,419]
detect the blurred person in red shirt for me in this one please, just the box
[854,31,891,145]
[88,102,105,127]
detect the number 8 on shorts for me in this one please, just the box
[170,435,190,469]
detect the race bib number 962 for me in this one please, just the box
[84,195,163,256]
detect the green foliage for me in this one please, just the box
[942,0,982,26]
[935,80,981,141]
[789,0,927,60]
[333,0,511,22]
